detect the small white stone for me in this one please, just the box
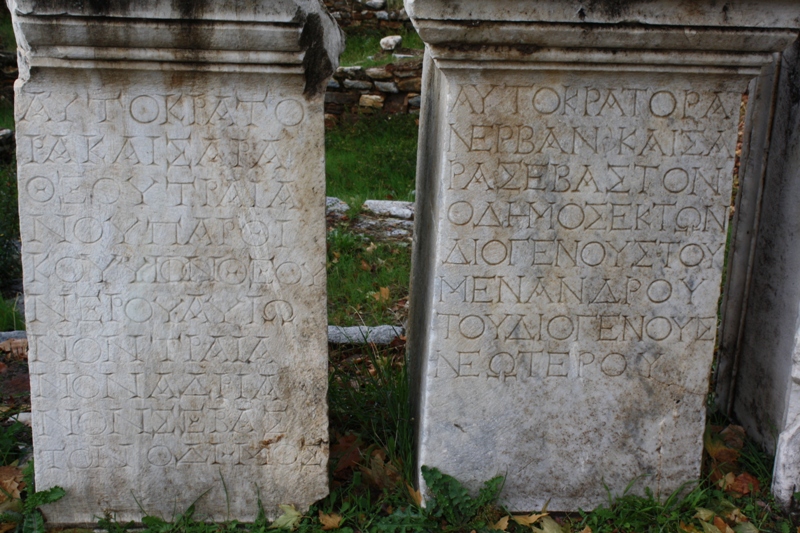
[363,200,414,220]
[344,79,373,90]
[365,0,386,9]
[374,81,399,93]
[11,413,31,427]
[380,35,403,51]
[376,10,389,20]
[326,197,350,215]
[359,94,385,108]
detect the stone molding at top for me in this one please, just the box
[8,0,345,94]
[405,0,799,71]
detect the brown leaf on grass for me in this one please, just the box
[727,473,760,495]
[492,516,509,531]
[330,433,362,476]
[360,448,401,490]
[360,260,371,271]
[720,426,746,450]
[578,527,591,533]
[0,466,23,503]
[0,340,27,360]
[700,521,723,533]
[371,287,390,302]
[681,521,701,533]
[714,516,735,533]
[725,508,748,524]
[0,523,14,533]
[719,472,736,491]
[406,482,422,506]
[318,511,342,531]
[705,430,740,465]
[512,513,547,527]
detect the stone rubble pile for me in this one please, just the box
[323,0,411,30]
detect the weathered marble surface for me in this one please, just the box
[9,0,343,524]
[717,40,800,508]
[406,0,800,511]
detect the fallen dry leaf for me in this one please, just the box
[371,287,391,302]
[406,482,422,506]
[727,473,760,495]
[695,508,715,522]
[365,242,377,253]
[0,466,24,503]
[726,508,748,524]
[492,516,509,531]
[0,523,14,533]
[720,426,746,450]
[360,260,371,271]
[719,472,736,491]
[700,521,723,533]
[714,516,734,533]
[578,528,591,533]
[330,433,362,476]
[268,504,302,530]
[319,511,342,531]
[360,448,401,490]
[513,512,547,527]
[532,516,562,533]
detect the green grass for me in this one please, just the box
[0,161,20,292]
[340,27,424,68]
[0,100,13,131]
[326,112,418,211]
[0,8,14,53]
[0,298,23,331]
[327,227,411,327]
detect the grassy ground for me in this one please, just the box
[326,113,418,210]
[325,111,416,327]
[327,228,410,327]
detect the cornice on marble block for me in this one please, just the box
[7,0,345,81]
[406,0,800,72]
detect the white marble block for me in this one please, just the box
[9,0,343,524]
[716,40,800,508]
[405,0,800,511]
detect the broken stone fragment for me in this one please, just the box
[380,35,402,51]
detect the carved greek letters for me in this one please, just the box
[432,75,737,395]
[19,65,329,518]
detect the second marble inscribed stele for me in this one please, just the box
[420,71,740,509]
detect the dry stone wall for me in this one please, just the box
[325,59,422,119]
[323,0,411,31]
